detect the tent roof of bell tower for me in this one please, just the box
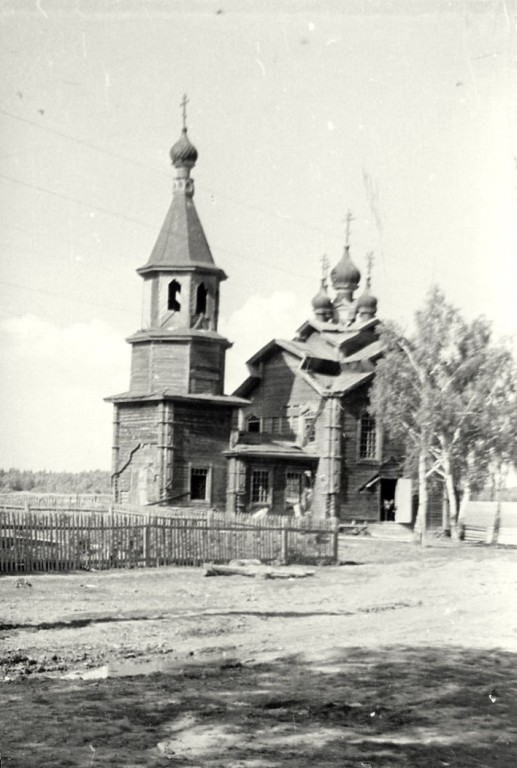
[137,193,225,277]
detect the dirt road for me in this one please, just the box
[1,539,516,767]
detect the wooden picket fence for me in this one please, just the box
[0,501,338,573]
[461,501,517,546]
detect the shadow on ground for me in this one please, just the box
[2,645,516,767]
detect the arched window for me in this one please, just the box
[246,414,261,433]
[195,282,208,315]
[167,280,181,312]
[359,414,377,459]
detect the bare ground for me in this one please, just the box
[1,538,516,767]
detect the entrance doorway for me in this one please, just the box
[380,478,397,521]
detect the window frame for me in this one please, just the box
[245,414,261,433]
[188,464,212,503]
[358,413,378,461]
[304,410,316,443]
[250,467,272,505]
[285,469,303,505]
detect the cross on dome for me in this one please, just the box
[170,93,198,167]
[344,209,355,247]
[366,250,374,288]
[180,93,189,131]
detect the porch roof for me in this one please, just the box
[224,440,318,462]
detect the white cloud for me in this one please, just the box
[0,315,127,368]
[0,299,312,469]
[221,291,309,393]
[0,315,129,471]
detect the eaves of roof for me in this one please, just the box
[105,390,249,406]
[224,441,319,461]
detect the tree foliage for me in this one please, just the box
[371,286,517,537]
[0,468,111,494]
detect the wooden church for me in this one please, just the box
[107,109,415,525]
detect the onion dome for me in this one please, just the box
[357,289,377,312]
[312,281,333,312]
[330,246,361,292]
[170,128,198,167]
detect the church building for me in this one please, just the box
[107,108,415,524]
[228,250,412,524]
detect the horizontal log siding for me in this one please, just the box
[149,342,190,392]
[115,403,160,503]
[129,344,151,393]
[189,339,226,395]
[243,351,317,423]
[339,387,380,521]
[172,402,234,508]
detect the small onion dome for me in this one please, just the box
[330,246,361,290]
[357,289,377,312]
[357,287,378,318]
[170,128,198,167]
[311,281,333,312]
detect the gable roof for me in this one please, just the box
[233,321,382,399]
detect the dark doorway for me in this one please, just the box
[380,478,397,521]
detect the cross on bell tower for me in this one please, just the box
[180,93,189,130]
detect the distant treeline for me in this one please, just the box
[0,468,111,494]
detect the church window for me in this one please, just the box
[190,466,211,501]
[195,282,208,315]
[251,469,271,504]
[285,471,302,504]
[304,411,316,443]
[167,280,181,312]
[359,414,377,459]
[246,414,261,433]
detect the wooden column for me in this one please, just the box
[158,400,172,503]
[325,395,342,519]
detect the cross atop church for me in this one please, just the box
[366,251,374,287]
[320,253,329,285]
[344,209,355,246]
[180,93,189,130]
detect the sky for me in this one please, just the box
[0,0,515,471]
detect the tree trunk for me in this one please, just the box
[457,452,475,541]
[491,463,506,545]
[442,453,457,538]
[414,448,428,546]
[441,483,450,536]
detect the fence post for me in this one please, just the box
[280,520,288,565]
[332,518,339,563]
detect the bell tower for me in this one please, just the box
[128,95,230,396]
[106,99,245,507]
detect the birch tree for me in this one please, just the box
[371,287,517,540]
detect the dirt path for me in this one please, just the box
[1,539,516,766]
